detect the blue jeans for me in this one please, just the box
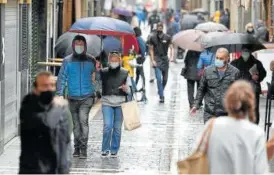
[128,77,137,101]
[154,67,168,97]
[102,105,123,153]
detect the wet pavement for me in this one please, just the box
[0,61,274,174]
[0,62,206,174]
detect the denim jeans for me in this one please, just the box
[154,67,168,97]
[128,77,137,101]
[69,97,94,150]
[102,105,123,153]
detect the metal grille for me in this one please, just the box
[19,4,29,71]
[30,0,40,84]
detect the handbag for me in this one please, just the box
[121,89,141,131]
[177,118,215,174]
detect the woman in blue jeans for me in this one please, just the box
[100,51,131,157]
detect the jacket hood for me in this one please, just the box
[72,35,87,56]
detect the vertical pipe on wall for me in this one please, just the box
[75,0,81,19]
[0,2,5,156]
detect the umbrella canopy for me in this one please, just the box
[191,8,209,15]
[55,32,101,58]
[172,29,205,51]
[112,7,132,17]
[69,17,135,36]
[180,14,200,30]
[195,22,228,32]
[204,33,266,52]
[197,31,230,47]
[103,36,122,56]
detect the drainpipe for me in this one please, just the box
[57,0,63,37]
[75,0,81,20]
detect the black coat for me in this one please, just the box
[230,55,266,93]
[184,50,201,81]
[19,94,71,174]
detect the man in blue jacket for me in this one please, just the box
[57,35,96,159]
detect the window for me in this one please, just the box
[215,0,224,11]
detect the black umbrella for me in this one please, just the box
[55,32,102,58]
[204,33,266,53]
[180,14,200,30]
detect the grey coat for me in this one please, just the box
[194,65,240,121]
[184,50,201,81]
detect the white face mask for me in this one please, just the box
[242,52,250,61]
[75,45,84,54]
[109,62,120,69]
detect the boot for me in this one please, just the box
[73,148,80,157]
[79,148,87,159]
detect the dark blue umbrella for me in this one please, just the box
[113,7,132,17]
[103,36,122,55]
[69,17,135,36]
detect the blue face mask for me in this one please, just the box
[215,59,225,68]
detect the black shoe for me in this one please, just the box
[110,152,118,158]
[73,148,80,157]
[79,149,87,159]
[101,151,109,157]
[150,79,154,83]
[159,96,165,103]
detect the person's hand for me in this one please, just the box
[118,84,128,92]
[152,60,157,67]
[252,73,259,82]
[190,107,197,116]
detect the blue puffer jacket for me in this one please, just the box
[56,54,96,100]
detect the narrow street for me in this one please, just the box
[0,62,206,174]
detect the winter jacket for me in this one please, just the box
[254,20,268,43]
[184,50,201,81]
[19,94,71,174]
[230,55,266,93]
[56,54,96,100]
[194,65,240,118]
[197,50,215,75]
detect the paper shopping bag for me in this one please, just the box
[121,100,141,131]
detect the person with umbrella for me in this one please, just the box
[56,35,96,159]
[230,47,266,124]
[149,23,174,103]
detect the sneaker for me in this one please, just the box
[101,151,109,157]
[159,96,165,103]
[110,152,118,158]
[73,148,80,157]
[79,149,87,159]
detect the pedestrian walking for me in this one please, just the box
[191,48,240,122]
[220,10,229,29]
[146,32,156,83]
[19,71,72,174]
[134,27,147,90]
[245,22,255,36]
[181,50,201,109]
[197,48,215,77]
[148,10,161,32]
[100,51,131,157]
[57,35,96,159]
[149,23,174,103]
[193,80,268,174]
[231,48,266,124]
[254,20,269,43]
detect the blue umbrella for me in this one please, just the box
[103,36,122,55]
[69,17,135,36]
